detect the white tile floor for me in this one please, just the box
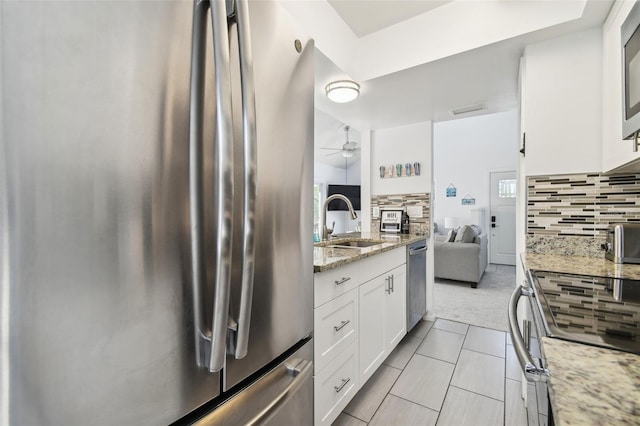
[333,319,528,426]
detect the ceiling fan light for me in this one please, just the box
[342,150,354,158]
[325,80,360,103]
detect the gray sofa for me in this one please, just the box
[434,228,488,288]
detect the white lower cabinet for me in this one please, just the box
[313,247,407,425]
[313,340,359,426]
[359,264,406,385]
[384,265,407,355]
[314,288,358,372]
[358,274,387,383]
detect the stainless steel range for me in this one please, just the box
[526,270,640,354]
[509,269,640,425]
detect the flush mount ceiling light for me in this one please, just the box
[325,80,360,103]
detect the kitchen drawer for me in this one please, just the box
[314,340,359,426]
[314,288,358,373]
[314,247,405,308]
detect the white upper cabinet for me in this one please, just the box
[521,28,603,176]
[602,0,640,173]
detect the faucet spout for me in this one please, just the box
[321,194,358,241]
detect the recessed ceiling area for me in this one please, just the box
[327,0,453,37]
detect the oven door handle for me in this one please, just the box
[508,285,550,382]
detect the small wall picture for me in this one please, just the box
[446,184,457,197]
[461,195,476,205]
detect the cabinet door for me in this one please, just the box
[385,265,407,352]
[358,274,388,385]
[602,0,640,172]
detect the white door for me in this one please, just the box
[490,171,516,265]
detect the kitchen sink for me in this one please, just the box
[330,240,382,248]
[314,238,386,249]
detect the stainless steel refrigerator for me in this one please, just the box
[0,0,314,424]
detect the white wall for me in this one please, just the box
[523,27,602,175]
[315,161,362,234]
[371,122,432,195]
[433,110,518,233]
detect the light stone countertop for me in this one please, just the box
[542,337,640,425]
[313,232,426,273]
[522,253,640,425]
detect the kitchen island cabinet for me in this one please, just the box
[359,263,406,385]
[312,235,420,426]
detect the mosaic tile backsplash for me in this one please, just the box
[527,172,640,257]
[371,193,430,236]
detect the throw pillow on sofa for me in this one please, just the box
[453,225,476,243]
[445,228,456,242]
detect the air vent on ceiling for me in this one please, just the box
[449,103,487,116]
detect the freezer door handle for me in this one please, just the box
[188,0,234,373]
[246,359,312,426]
[232,0,258,361]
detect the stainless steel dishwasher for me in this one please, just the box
[407,239,427,331]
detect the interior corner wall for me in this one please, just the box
[371,121,432,196]
[433,110,518,232]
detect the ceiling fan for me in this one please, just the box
[321,125,361,158]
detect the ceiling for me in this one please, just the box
[314,108,362,168]
[296,0,615,168]
[327,0,453,37]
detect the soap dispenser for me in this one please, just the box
[401,211,410,234]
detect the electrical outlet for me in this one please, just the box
[372,207,380,218]
[406,206,422,218]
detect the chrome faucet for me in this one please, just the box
[322,194,358,240]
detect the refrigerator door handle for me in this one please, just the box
[188,0,235,373]
[232,0,258,360]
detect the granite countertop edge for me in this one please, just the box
[313,233,427,273]
[521,252,640,280]
[522,252,640,425]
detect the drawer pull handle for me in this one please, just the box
[334,377,350,393]
[334,320,350,331]
[334,277,351,285]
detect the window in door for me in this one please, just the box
[498,179,516,198]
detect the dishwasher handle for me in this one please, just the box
[409,245,427,255]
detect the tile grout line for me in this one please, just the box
[357,322,435,425]
[447,384,506,404]
[336,319,514,425]
[433,321,470,425]
[503,338,508,426]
